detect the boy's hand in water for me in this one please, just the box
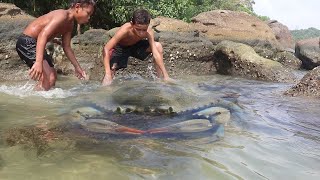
[29,61,43,81]
[75,66,87,80]
[102,75,113,86]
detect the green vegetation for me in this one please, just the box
[255,15,270,21]
[0,0,257,29]
[291,27,320,41]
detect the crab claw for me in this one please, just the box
[146,119,212,134]
[81,118,145,135]
[116,127,145,134]
[146,128,170,134]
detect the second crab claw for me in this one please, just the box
[80,118,145,135]
[146,119,213,134]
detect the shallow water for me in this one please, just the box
[0,75,319,180]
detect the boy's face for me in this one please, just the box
[75,4,94,24]
[132,23,149,38]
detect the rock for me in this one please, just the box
[0,3,35,81]
[153,14,285,61]
[151,17,196,33]
[191,10,280,49]
[285,66,320,97]
[214,40,296,82]
[72,29,109,47]
[273,51,302,69]
[295,37,320,70]
[267,20,294,49]
[0,3,33,18]
[52,45,74,75]
[64,29,110,77]
[157,31,216,77]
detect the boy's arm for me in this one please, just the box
[102,26,127,85]
[147,29,170,80]
[62,31,86,79]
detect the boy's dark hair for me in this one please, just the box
[131,9,151,25]
[70,0,96,8]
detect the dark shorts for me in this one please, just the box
[110,40,151,70]
[16,34,54,68]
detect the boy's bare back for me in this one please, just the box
[24,10,74,40]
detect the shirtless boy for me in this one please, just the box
[102,9,170,86]
[16,0,95,90]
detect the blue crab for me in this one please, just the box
[67,81,239,140]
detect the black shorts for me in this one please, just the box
[16,34,54,68]
[110,40,151,70]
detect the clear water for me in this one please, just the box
[0,75,319,180]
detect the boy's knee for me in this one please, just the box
[40,80,51,91]
[49,71,57,87]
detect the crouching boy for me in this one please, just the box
[16,0,96,90]
[102,9,170,86]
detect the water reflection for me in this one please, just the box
[0,75,319,179]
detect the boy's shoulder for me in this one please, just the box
[38,9,68,22]
[47,9,69,18]
[120,22,132,29]
[116,22,133,34]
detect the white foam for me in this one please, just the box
[147,63,158,80]
[0,81,96,99]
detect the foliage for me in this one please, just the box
[0,0,256,29]
[256,15,270,21]
[0,0,69,16]
[291,27,320,41]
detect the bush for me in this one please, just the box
[1,0,256,29]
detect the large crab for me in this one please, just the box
[66,81,240,140]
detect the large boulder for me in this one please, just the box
[267,20,294,49]
[273,50,302,70]
[191,10,280,49]
[157,31,215,77]
[0,3,35,81]
[213,40,296,82]
[285,66,320,97]
[295,37,320,70]
[151,16,196,33]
